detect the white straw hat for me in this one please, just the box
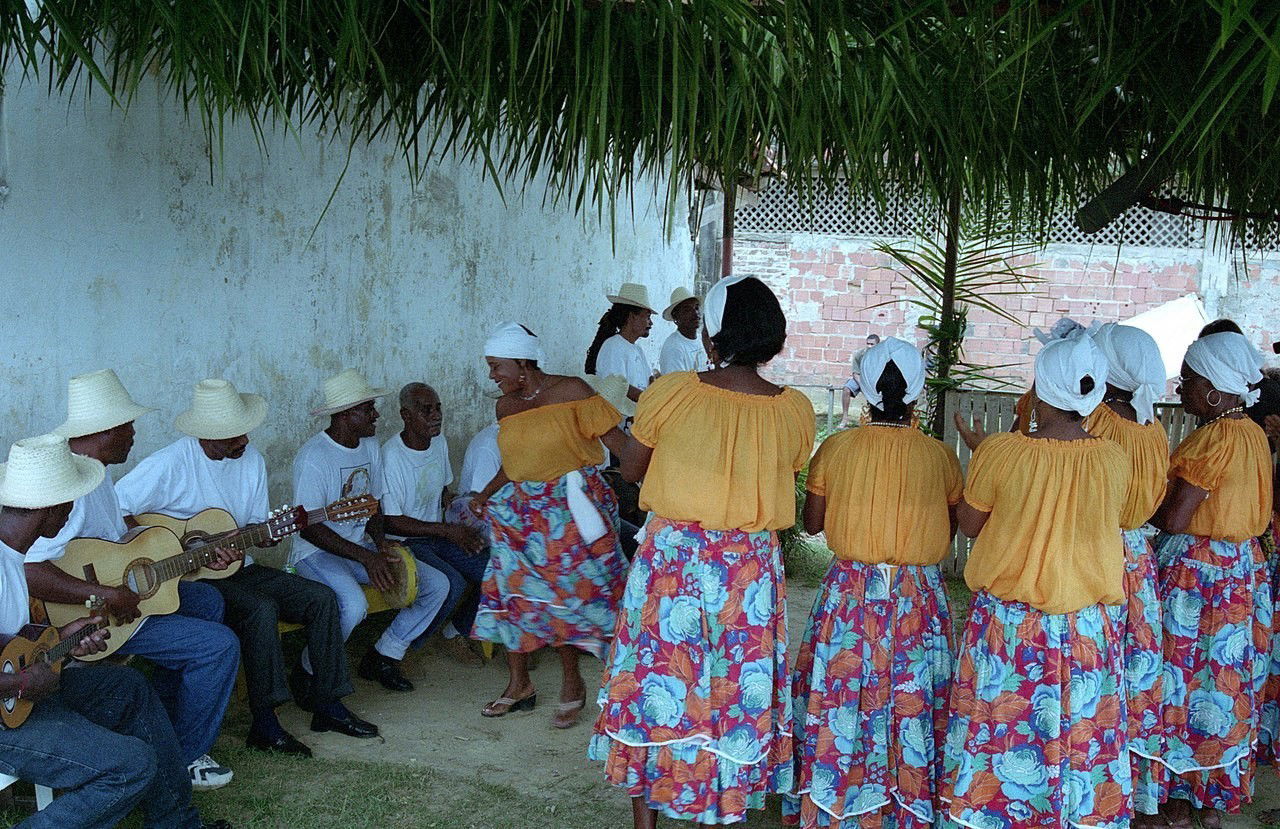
[0,434,105,509]
[175,379,268,440]
[53,369,157,439]
[311,368,389,417]
[606,283,657,314]
[587,374,636,418]
[661,287,698,321]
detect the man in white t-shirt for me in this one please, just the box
[0,434,230,829]
[589,282,656,402]
[23,369,240,791]
[381,383,488,665]
[116,379,377,755]
[658,287,708,374]
[444,422,500,545]
[839,333,881,427]
[291,369,449,693]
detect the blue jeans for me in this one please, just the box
[295,547,450,661]
[404,535,489,640]
[120,581,239,763]
[0,663,201,829]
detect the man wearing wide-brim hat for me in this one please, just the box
[0,434,231,829]
[290,369,451,693]
[658,286,708,375]
[24,368,242,791]
[585,282,657,402]
[115,378,379,755]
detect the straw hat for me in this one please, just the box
[587,374,636,418]
[661,287,698,321]
[606,283,656,314]
[175,379,268,440]
[311,368,389,417]
[53,369,157,439]
[0,434,105,509]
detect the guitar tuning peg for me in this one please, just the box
[86,595,98,608]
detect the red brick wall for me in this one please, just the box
[741,234,1203,389]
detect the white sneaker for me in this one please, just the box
[188,754,234,791]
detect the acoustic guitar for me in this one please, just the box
[44,495,379,659]
[1,598,107,728]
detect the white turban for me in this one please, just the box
[1033,316,1100,345]
[860,337,926,410]
[1034,332,1109,417]
[702,275,749,338]
[1092,323,1165,425]
[1184,332,1263,407]
[483,322,545,363]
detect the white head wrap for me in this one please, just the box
[483,322,546,363]
[859,337,926,410]
[702,275,750,339]
[1091,323,1165,424]
[1033,316,1100,345]
[1184,332,1263,407]
[1034,332,1109,417]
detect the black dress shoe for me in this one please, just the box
[357,649,414,692]
[310,709,380,738]
[246,729,313,757]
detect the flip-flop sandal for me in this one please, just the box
[551,699,586,729]
[481,692,537,717]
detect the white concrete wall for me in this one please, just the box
[0,70,693,560]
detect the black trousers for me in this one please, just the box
[210,564,353,713]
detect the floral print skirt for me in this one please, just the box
[1122,528,1168,815]
[1158,532,1269,813]
[588,515,792,824]
[472,466,625,659]
[940,591,1131,829]
[1255,519,1280,768]
[784,559,954,829]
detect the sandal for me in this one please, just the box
[481,691,536,718]
[551,698,586,729]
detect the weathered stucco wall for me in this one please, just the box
[0,72,693,542]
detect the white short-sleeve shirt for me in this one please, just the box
[26,475,128,564]
[459,424,501,495]
[596,334,651,391]
[290,431,383,563]
[380,433,453,528]
[0,540,30,635]
[115,436,271,566]
[659,331,708,375]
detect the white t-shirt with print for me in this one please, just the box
[115,436,270,567]
[26,475,128,564]
[291,431,383,564]
[0,540,30,635]
[459,424,501,494]
[659,331,707,375]
[596,334,651,391]
[381,433,453,527]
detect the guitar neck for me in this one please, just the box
[152,503,358,582]
[43,618,109,665]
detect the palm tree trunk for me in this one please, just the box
[931,183,962,435]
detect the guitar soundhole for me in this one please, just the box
[125,559,159,599]
[1,661,14,713]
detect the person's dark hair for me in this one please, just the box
[585,304,639,375]
[1199,318,1243,338]
[867,334,881,344]
[870,361,909,422]
[1247,371,1280,429]
[709,278,786,367]
[1080,375,1096,396]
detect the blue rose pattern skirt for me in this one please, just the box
[1157,532,1269,813]
[784,559,954,829]
[1121,528,1169,815]
[940,592,1132,829]
[589,516,792,824]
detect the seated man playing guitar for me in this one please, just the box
[116,379,379,755]
[0,433,230,829]
[23,370,241,791]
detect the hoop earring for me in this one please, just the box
[1206,389,1223,408]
